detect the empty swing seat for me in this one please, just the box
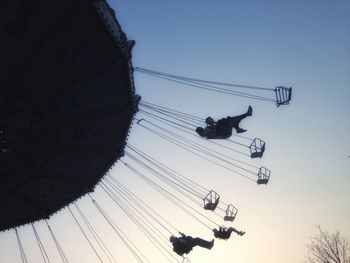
[257,167,271,185]
[249,138,266,158]
[203,190,220,211]
[224,204,238,222]
[275,86,292,107]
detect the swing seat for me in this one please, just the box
[203,190,220,211]
[249,138,266,158]
[182,257,191,263]
[275,86,292,107]
[257,167,271,185]
[224,204,238,222]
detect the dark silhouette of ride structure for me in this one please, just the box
[0,0,139,231]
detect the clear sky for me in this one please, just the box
[1,1,349,263]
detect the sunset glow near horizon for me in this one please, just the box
[0,1,349,263]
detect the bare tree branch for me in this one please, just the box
[305,226,350,263]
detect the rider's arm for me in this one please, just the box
[179,232,186,238]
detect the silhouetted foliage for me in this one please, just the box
[306,225,350,263]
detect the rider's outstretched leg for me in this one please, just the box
[228,227,245,236]
[191,238,214,249]
[228,106,252,133]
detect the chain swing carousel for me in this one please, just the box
[0,1,292,262]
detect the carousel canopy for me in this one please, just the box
[0,0,138,231]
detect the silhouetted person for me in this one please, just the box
[213,226,245,240]
[196,106,252,139]
[170,232,214,256]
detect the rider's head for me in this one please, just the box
[196,127,204,137]
[169,235,177,243]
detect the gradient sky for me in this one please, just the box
[1,1,349,263]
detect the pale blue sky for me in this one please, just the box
[1,1,349,263]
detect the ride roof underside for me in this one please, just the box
[0,0,139,231]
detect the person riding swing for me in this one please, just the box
[170,232,214,256]
[196,106,252,139]
[213,226,245,240]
